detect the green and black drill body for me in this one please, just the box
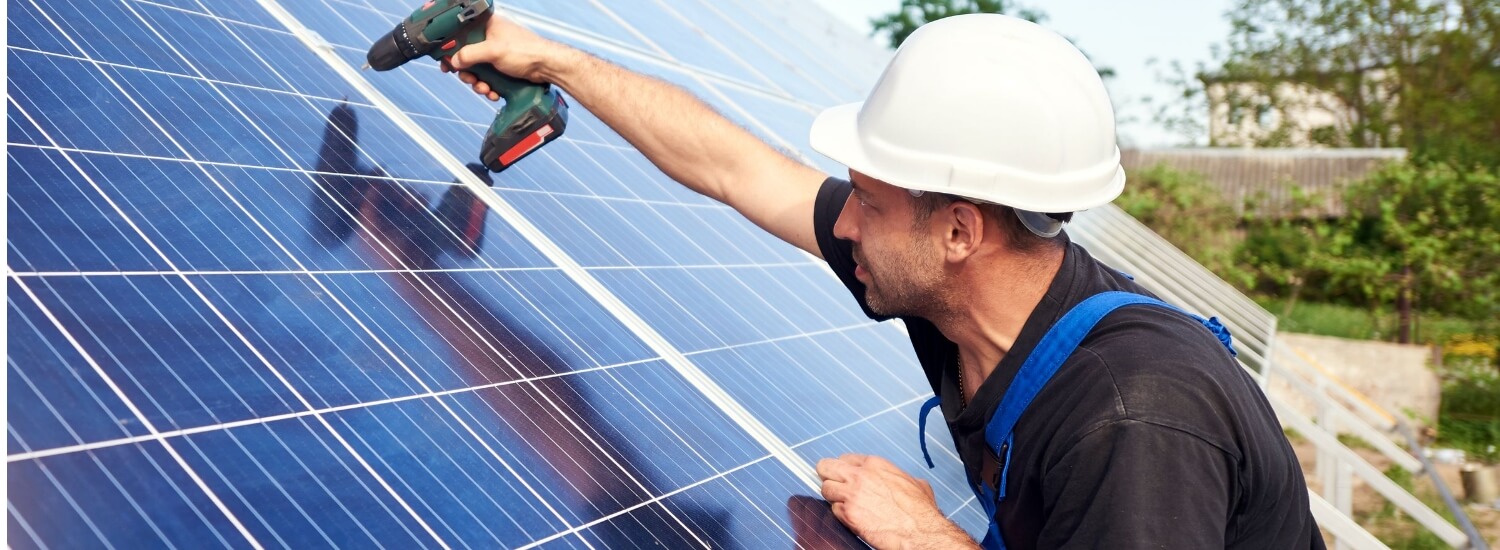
[367,0,567,174]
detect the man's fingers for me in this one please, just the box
[473,81,492,96]
[820,479,849,502]
[829,502,848,524]
[839,453,869,466]
[457,71,478,85]
[816,457,857,483]
[450,45,476,70]
[815,458,839,481]
[487,91,500,101]
[861,454,898,471]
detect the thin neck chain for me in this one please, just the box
[957,353,967,411]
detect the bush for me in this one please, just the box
[1118,164,1246,284]
[1437,359,1500,464]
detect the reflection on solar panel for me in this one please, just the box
[7,0,993,546]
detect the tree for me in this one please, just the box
[870,0,1114,78]
[1158,0,1500,168]
[1315,163,1500,342]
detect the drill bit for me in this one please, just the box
[360,62,371,71]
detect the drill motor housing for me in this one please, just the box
[367,0,568,173]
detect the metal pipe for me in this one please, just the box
[1395,421,1489,550]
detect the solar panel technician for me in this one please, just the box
[442,11,1324,550]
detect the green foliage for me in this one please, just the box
[1437,359,1500,464]
[870,0,1042,49]
[1253,296,1481,343]
[869,0,1114,78]
[1367,465,1454,549]
[1338,433,1374,451]
[1283,427,1305,443]
[1230,162,1500,340]
[1320,163,1500,322]
[1116,164,1245,282]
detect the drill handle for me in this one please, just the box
[431,26,544,103]
[464,63,543,103]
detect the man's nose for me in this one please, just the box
[833,193,859,241]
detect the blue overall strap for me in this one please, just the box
[975,291,1236,550]
[917,396,942,469]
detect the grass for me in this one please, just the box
[1361,465,1459,549]
[1254,296,1484,346]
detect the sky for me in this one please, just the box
[809,0,1236,148]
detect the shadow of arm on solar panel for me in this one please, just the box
[306,104,743,547]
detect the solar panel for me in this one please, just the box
[8,0,993,546]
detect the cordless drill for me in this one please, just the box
[366,0,568,174]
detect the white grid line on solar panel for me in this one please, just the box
[4,352,661,464]
[773,393,983,523]
[7,139,746,217]
[788,393,931,449]
[9,39,663,162]
[7,313,245,548]
[8,271,696,548]
[691,325,932,447]
[15,1,633,541]
[720,0,889,96]
[948,496,979,520]
[7,274,265,547]
[300,2,924,542]
[337,0,828,113]
[790,404,978,514]
[315,0,822,167]
[11,5,864,550]
[669,0,858,104]
[110,0,840,214]
[8,56,834,533]
[635,0,850,105]
[6,261,821,278]
[265,0,831,511]
[274,2,849,268]
[11,290,858,545]
[294,0,824,208]
[514,454,774,549]
[260,4,848,325]
[8,42,769,216]
[20,3,786,548]
[7,501,49,548]
[538,0,790,95]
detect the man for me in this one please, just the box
[442,10,1322,549]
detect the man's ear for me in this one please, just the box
[944,201,985,262]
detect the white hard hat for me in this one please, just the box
[810,14,1125,219]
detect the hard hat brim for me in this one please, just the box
[809,102,873,182]
[809,102,1127,213]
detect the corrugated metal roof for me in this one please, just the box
[1121,148,1407,218]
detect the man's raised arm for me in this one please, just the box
[443,13,828,258]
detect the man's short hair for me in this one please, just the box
[909,192,1070,254]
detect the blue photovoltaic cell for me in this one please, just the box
[7,0,997,546]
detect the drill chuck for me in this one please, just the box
[366,22,421,71]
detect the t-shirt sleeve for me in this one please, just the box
[813,177,891,322]
[1037,419,1235,549]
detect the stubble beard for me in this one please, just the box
[856,234,948,319]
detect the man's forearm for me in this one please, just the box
[537,47,802,203]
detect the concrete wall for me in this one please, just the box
[1273,332,1441,427]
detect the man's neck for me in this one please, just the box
[931,246,1065,398]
